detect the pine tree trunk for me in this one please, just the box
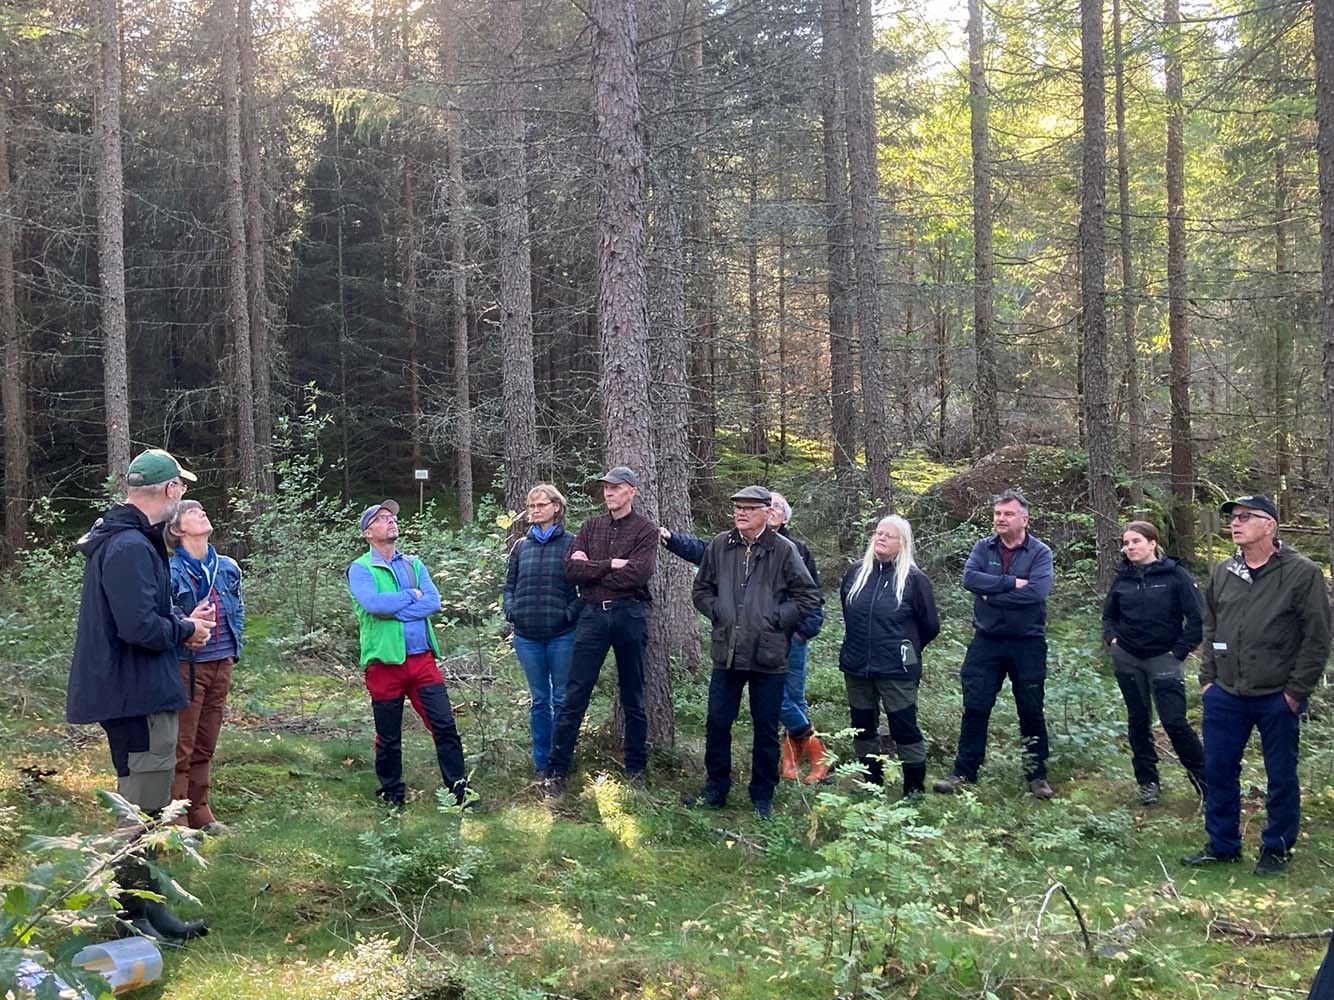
[1081,0,1119,590]
[442,0,473,522]
[1315,0,1334,578]
[239,0,273,492]
[495,0,539,513]
[1164,0,1194,558]
[1112,0,1143,507]
[592,0,672,746]
[821,0,858,552]
[334,112,352,501]
[1272,145,1292,517]
[840,0,890,510]
[0,66,26,560]
[96,0,131,482]
[968,0,999,456]
[402,2,422,474]
[686,2,716,491]
[746,141,766,456]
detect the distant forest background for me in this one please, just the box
[2,0,1334,585]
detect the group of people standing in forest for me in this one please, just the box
[62,448,1332,948]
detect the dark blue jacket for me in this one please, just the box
[839,561,940,680]
[1100,556,1201,660]
[503,526,583,641]
[67,504,194,724]
[962,532,1053,639]
[665,525,824,639]
[170,550,246,661]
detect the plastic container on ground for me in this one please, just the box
[72,936,165,993]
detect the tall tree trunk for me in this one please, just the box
[821,0,858,551]
[1112,0,1143,507]
[495,0,539,513]
[686,2,716,489]
[1164,0,1194,558]
[746,141,766,456]
[935,236,950,456]
[968,0,999,456]
[221,0,257,490]
[591,0,672,745]
[901,175,916,445]
[777,213,787,461]
[1272,145,1292,518]
[0,64,25,559]
[334,114,351,501]
[96,0,131,482]
[402,2,422,474]
[442,0,473,522]
[1081,0,1118,589]
[239,0,273,492]
[1315,0,1334,578]
[840,0,890,509]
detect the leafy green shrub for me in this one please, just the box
[345,815,486,914]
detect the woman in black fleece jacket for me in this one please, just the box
[1101,520,1206,804]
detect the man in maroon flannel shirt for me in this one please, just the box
[545,466,659,799]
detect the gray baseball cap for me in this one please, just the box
[730,485,772,505]
[592,466,641,489]
[359,499,401,531]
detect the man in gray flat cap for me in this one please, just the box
[686,485,822,818]
[546,466,660,799]
[1182,494,1331,875]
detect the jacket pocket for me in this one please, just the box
[710,624,733,664]
[755,629,789,670]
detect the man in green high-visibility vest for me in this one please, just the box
[347,499,472,808]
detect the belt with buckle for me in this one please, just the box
[596,599,641,611]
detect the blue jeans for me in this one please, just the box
[513,630,575,771]
[780,636,812,736]
[1202,685,1302,855]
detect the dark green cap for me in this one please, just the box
[126,449,197,487]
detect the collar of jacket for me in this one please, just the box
[1225,539,1285,583]
[727,525,777,548]
[990,531,1031,551]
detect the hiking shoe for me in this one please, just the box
[1028,778,1056,799]
[1180,845,1242,867]
[752,800,773,820]
[682,790,725,810]
[1138,782,1160,806]
[932,774,972,794]
[543,774,567,801]
[626,770,648,791]
[1253,847,1290,876]
[199,821,231,837]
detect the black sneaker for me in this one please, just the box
[1180,845,1242,867]
[544,774,567,801]
[1138,782,1160,805]
[1253,847,1290,876]
[682,790,725,810]
[932,774,972,794]
[752,800,773,820]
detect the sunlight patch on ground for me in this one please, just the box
[588,773,643,851]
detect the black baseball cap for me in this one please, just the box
[1220,494,1279,522]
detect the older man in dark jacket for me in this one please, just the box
[686,486,822,818]
[67,448,215,944]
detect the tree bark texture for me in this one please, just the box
[686,2,716,489]
[1272,145,1292,516]
[967,0,999,457]
[96,0,131,482]
[1080,0,1118,589]
[401,3,422,474]
[591,0,673,746]
[239,0,273,492]
[442,0,473,522]
[1112,0,1143,507]
[1164,0,1194,558]
[0,68,25,559]
[494,0,539,514]
[840,0,890,510]
[746,143,766,456]
[821,0,858,551]
[1314,0,1334,577]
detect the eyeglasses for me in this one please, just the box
[371,513,398,524]
[1229,511,1271,524]
[166,479,187,496]
[526,501,554,510]
[733,505,768,514]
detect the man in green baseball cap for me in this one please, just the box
[125,448,198,488]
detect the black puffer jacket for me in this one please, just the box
[1100,556,1202,660]
[838,560,940,681]
[66,504,194,724]
[692,527,822,674]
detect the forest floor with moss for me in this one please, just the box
[4,598,1333,1000]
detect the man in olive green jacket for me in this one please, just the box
[1182,494,1331,875]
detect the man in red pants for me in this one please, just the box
[348,500,473,808]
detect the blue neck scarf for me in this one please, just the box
[529,523,561,545]
[177,544,218,602]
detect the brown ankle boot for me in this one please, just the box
[781,735,801,780]
[802,734,831,784]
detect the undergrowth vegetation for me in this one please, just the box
[2,442,1331,998]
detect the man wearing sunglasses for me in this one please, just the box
[1183,494,1330,875]
[348,500,471,809]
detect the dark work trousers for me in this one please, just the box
[364,651,468,804]
[547,601,649,777]
[951,633,1049,782]
[1110,645,1205,790]
[1202,685,1302,856]
[1308,934,1334,1000]
[702,667,785,807]
[845,674,926,765]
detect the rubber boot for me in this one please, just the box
[115,856,208,943]
[780,736,801,780]
[902,762,926,799]
[802,734,832,784]
[859,756,884,787]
